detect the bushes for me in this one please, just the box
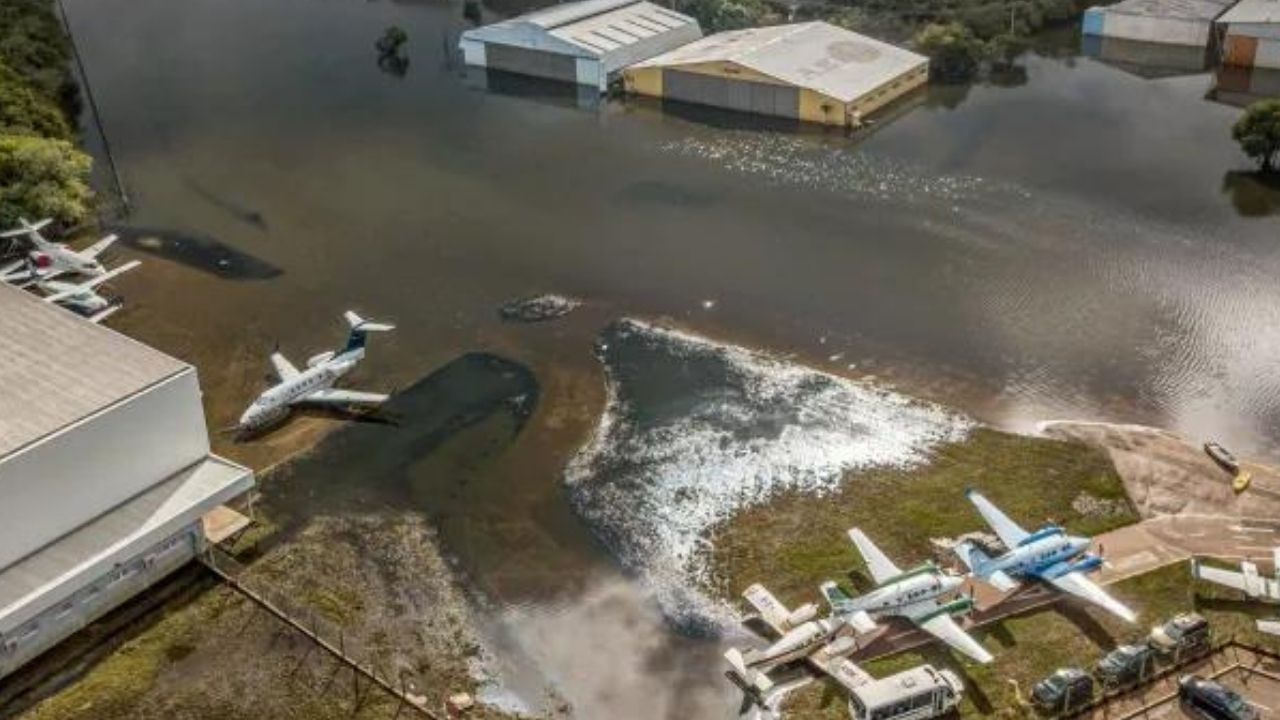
[914,22,987,81]
[0,125,91,226]
[677,0,785,32]
[0,61,71,139]
[1233,99,1280,172]
[0,0,90,226]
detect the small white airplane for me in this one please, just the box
[724,582,877,715]
[822,528,993,664]
[1190,547,1280,639]
[237,311,395,433]
[1190,548,1280,602]
[31,259,141,323]
[956,489,1137,623]
[0,218,117,282]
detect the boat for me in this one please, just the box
[1204,441,1240,474]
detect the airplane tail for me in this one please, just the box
[724,647,774,714]
[955,541,994,577]
[1,217,53,245]
[819,580,855,613]
[342,310,395,353]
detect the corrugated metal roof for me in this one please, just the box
[0,283,188,459]
[0,455,253,632]
[1220,0,1280,24]
[462,0,701,70]
[632,22,928,103]
[1098,0,1235,21]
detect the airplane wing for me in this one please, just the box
[82,233,118,259]
[0,257,25,280]
[916,613,993,664]
[269,352,300,381]
[86,305,121,324]
[743,584,794,636]
[966,490,1030,548]
[848,528,902,586]
[42,260,140,304]
[300,388,390,406]
[1046,570,1137,623]
[810,653,873,693]
[1191,558,1280,600]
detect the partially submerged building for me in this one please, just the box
[0,284,254,678]
[458,0,702,92]
[622,22,929,127]
[1218,0,1280,67]
[1082,0,1235,49]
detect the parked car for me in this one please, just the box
[1149,612,1210,655]
[1178,674,1259,719]
[1096,644,1156,686]
[1031,667,1094,712]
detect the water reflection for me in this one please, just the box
[1208,65,1280,107]
[1221,170,1280,216]
[1081,35,1212,77]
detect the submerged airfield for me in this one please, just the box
[5,0,1280,717]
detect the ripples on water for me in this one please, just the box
[565,319,972,629]
[660,133,1000,204]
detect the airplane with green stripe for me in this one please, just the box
[820,528,993,664]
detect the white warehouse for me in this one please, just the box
[459,0,703,92]
[0,284,254,679]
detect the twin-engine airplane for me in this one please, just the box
[826,528,993,664]
[237,311,395,433]
[32,259,141,323]
[956,490,1137,623]
[0,218,117,283]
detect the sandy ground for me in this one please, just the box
[1041,421,1280,519]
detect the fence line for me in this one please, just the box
[199,546,442,719]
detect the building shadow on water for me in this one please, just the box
[108,225,283,280]
[257,352,539,547]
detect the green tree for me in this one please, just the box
[1233,99,1280,172]
[0,0,75,107]
[914,22,986,82]
[0,134,92,226]
[678,0,782,32]
[0,61,70,139]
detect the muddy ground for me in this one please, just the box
[12,513,545,720]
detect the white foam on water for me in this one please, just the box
[566,319,974,627]
[660,133,997,204]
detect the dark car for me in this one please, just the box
[1031,667,1094,712]
[1149,613,1210,655]
[1179,675,1259,720]
[1095,644,1156,686]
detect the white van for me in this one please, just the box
[847,664,964,720]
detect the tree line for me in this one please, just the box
[0,0,93,227]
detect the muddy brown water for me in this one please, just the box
[58,0,1280,712]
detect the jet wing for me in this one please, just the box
[0,257,25,280]
[1046,570,1137,623]
[82,233,118,259]
[86,305,121,324]
[966,490,1029,548]
[301,388,389,407]
[848,528,902,586]
[916,613,993,664]
[1191,559,1280,600]
[269,352,300,381]
[743,584,794,637]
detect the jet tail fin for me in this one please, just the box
[819,580,854,613]
[341,310,395,353]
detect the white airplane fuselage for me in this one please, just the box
[984,533,1090,580]
[844,572,964,618]
[239,350,362,429]
[38,280,111,313]
[752,617,844,669]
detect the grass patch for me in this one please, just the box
[707,427,1136,609]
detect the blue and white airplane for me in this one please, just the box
[236,311,395,433]
[956,490,1137,623]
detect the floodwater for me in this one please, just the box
[59,0,1280,712]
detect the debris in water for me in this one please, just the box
[498,294,581,323]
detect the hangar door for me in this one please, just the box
[662,70,799,119]
[486,44,582,84]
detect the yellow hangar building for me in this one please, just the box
[623,21,929,127]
